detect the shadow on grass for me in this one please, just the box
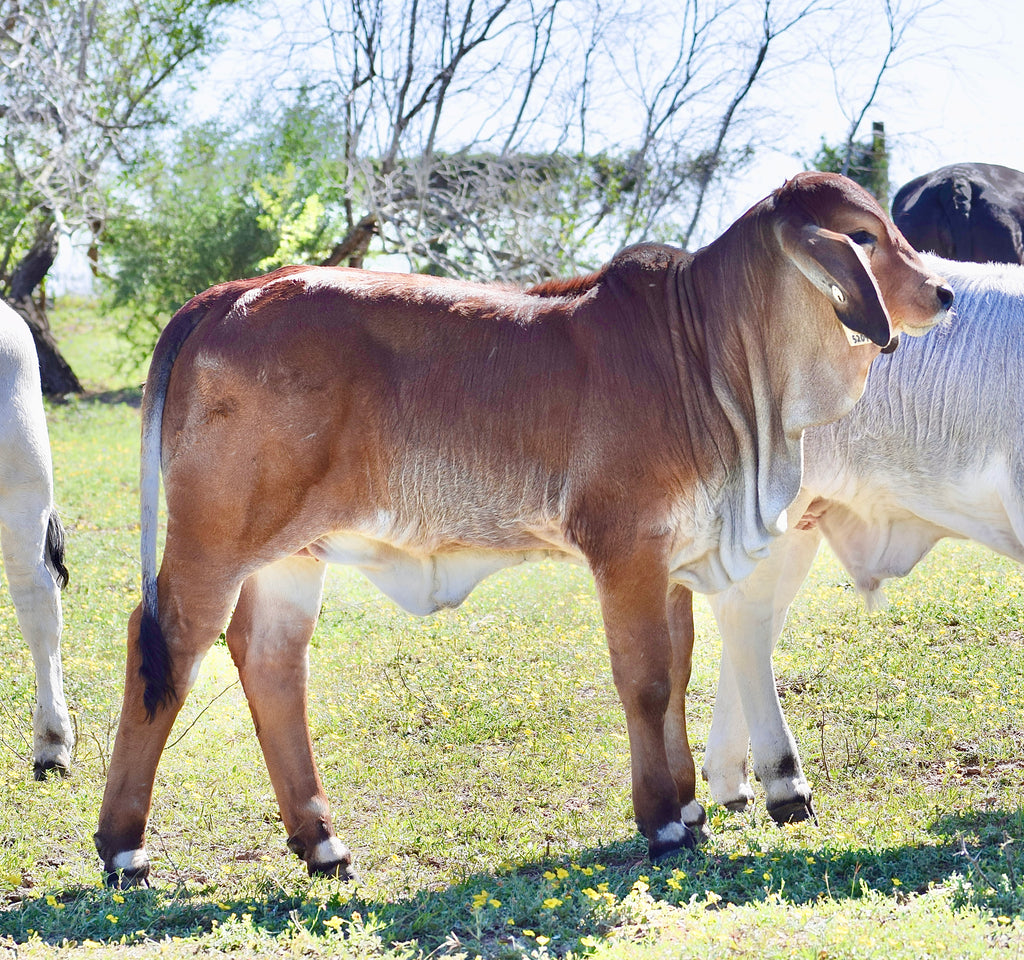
[3,808,1022,950]
[49,386,143,408]
[77,386,143,408]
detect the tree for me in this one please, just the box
[106,0,939,353]
[813,0,938,208]
[104,99,356,361]
[255,0,937,276]
[811,121,890,205]
[300,0,841,272]
[0,0,245,394]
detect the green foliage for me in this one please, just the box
[808,123,890,204]
[252,165,329,271]
[0,0,248,295]
[103,122,277,359]
[103,98,354,360]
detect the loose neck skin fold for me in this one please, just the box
[667,215,806,586]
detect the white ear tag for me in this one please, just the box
[828,282,872,346]
[842,324,872,346]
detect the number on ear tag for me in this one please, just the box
[842,323,872,346]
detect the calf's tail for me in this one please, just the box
[46,509,69,589]
[137,298,211,720]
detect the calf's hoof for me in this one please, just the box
[682,799,709,842]
[291,835,355,880]
[701,765,756,812]
[766,797,816,825]
[647,820,700,862]
[308,856,357,881]
[105,864,151,889]
[95,836,151,889]
[101,851,151,889]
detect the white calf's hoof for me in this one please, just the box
[767,796,816,825]
[33,710,74,779]
[702,764,755,812]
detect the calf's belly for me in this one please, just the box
[307,531,571,615]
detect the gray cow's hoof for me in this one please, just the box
[33,759,70,781]
[766,797,816,825]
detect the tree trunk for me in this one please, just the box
[321,213,378,268]
[869,121,889,211]
[7,223,83,398]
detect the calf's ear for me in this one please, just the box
[776,220,893,348]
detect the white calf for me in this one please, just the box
[703,255,1024,819]
[0,301,72,778]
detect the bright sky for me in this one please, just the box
[51,0,1024,292]
[711,0,1023,230]
[172,0,1024,230]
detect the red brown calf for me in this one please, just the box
[95,172,952,885]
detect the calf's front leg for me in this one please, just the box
[664,584,707,838]
[593,548,696,860]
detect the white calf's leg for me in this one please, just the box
[706,522,821,820]
[0,500,72,777]
[703,651,755,810]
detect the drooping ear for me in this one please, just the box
[776,220,893,348]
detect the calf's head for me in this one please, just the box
[745,172,954,430]
[773,172,953,351]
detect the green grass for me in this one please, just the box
[0,299,1022,955]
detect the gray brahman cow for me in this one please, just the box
[701,255,1022,820]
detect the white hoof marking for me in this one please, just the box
[655,821,688,845]
[112,849,148,872]
[311,837,350,865]
[681,800,705,826]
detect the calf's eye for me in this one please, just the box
[847,230,876,246]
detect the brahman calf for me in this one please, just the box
[0,300,71,778]
[94,172,952,885]
[703,255,1021,821]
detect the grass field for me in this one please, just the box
[0,299,1022,956]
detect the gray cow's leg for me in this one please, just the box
[706,520,821,821]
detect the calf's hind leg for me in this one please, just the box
[225,555,353,878]
[95,575,240,887]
